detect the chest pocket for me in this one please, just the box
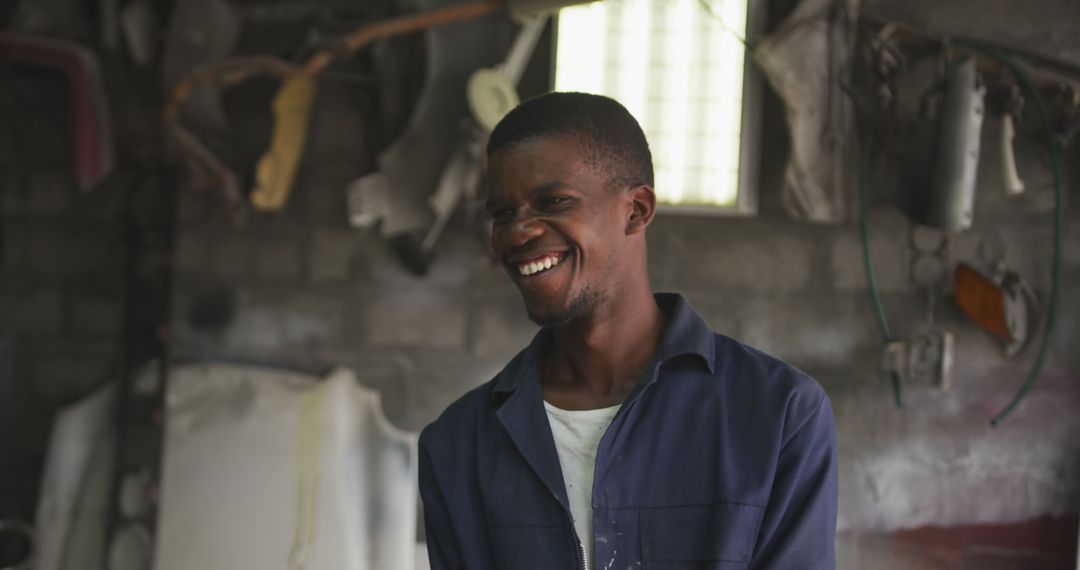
[641,503,764,569]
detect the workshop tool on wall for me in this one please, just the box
[919,57,986,232]
[0,33,114,192]
[249,76,317,212]
[165,0,508,223]
[996,83,1026,195]
[953,261,1037,357]
[858,23,1067,424]
[881,225,955,390]
[349,13,550,274]
[999,111,1025,195]
[166,0,591,231]
[883,329,954,390]
[978,70,1028,199]
[946,39,1065,426]
[341,0,513,247]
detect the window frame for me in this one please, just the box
[550,0,765,217]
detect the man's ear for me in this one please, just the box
[626,184,656,235]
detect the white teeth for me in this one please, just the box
[517,255,561,276]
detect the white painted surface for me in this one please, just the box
[155,364,418,570]
[35,383,115,570]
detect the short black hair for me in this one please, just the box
[487,92,654,190]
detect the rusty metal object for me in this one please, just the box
[299,0,504,78]
[164,0,505,223]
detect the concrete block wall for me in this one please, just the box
[0,75,130,519]
[172,69,1080,566]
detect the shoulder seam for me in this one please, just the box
[779,391,828,452]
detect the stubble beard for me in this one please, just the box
[526,285,604,328]
[526,249,620,327]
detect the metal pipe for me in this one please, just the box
[925,57,985,232]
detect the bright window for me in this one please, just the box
[554,0,752,211]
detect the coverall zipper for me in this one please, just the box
[576,537,588,570]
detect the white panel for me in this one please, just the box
[156,364,418,570]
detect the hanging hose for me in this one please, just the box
[950,38,1066,427]
[857,127,904,408]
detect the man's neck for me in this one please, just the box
[540,287,665,410]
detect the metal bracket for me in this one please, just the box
[884,328,955,389]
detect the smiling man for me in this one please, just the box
[419,92,837,570]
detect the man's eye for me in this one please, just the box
[490,208,514,223]
[538,196,571,210]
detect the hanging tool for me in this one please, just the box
[987,77,1026,195]
[348,14,550,274]
[883,329,954,390]
[953,261,1037,358]
[250,76,317,212]
[922,56,986,232]
[165,0,508,223]
[881,226,956,389]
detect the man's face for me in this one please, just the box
[486,134,630,327]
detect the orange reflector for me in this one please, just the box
[954,263,1012,342]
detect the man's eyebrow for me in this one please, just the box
[485,180,570,210]
[529,180,570,195]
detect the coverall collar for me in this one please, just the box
[492,292,716,396]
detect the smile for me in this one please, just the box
[514,252,567,277]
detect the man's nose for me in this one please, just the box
[504,216,544,247]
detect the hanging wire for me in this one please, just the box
[857,126,904,408]
[949,37,1065,427]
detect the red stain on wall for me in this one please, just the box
[893,516,1079,570]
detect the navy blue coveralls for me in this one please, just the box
[419,293,838,569]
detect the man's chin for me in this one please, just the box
[523,288,600,328]
[526,306,575,328]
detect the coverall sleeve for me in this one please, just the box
[751,394,838,569]
[419,436,464,570]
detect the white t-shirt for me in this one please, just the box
[544,401,621,570]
